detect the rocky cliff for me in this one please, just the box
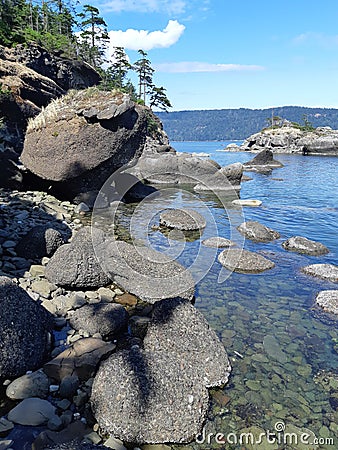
[0,44,100,188]
[240,125,338,155]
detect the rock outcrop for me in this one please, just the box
[129,151,243,191]
[0,276,53,379]
[241,125,338,155]
[243,149,284,172]
[0,43,100,188]
[21,89,151,198]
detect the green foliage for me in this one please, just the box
[149,86,172,112]
[0,83,12,101]
[291,114,315,132]
[146,112,160,136]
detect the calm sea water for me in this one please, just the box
[132,141,338,449]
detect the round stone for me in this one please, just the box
[201,237,235,248]
[316,290,338,315]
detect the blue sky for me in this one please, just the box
[88,0,338,111]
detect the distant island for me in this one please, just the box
[156,106,338,141]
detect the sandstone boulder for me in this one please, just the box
[21,89,149,197]
[68,303,128,339]
[16,225,68,260]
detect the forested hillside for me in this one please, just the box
[156,107,338,141]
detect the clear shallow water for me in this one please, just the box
[126,142,338,449]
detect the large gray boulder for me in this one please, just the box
[0,277,53,379]
[218,248,275,273]
[282,236,329,256]
[45,227,111,289]
[91,298,231,444]
[97,240,195,303]
[193,162,243,192]
[21,89,150,197]
[237,221,280,242]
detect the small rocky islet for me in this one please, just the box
[0,45,338,450]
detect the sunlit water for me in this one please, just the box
[118,141,338,449]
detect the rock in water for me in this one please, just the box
[91,298,231,444]
[6,370,49,400]
[218,248,275,273]
[302,264,338,283]
[282,236,329,256]
[159,208,206,231]
[243,149,284,171]
[315,291,338,315]
[202,237,235,248]
[0,277,53,379]
[232,199,262,207]
[237,221,280,242]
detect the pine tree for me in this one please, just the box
[133,49,154,104]
[78,4,109,68]
[149,86,172,112]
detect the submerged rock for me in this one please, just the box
[218,248,275,273]
[315,290,338,315]
[282,236,329,256]
[0,276,53,379]
[237,221,280,242]
[302,264,338,283]
[159,208,206,231]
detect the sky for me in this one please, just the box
[87,0,338,111]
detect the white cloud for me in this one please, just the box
[154,61,265,73]
[293,32,338,47]
[101,0,186,15]
[108,20,185,51]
